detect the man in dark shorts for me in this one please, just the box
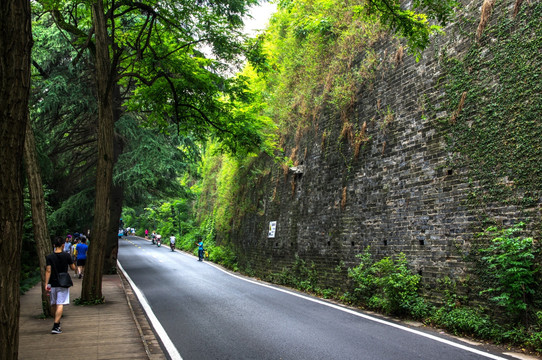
[75,237,88,279]
[45,236,76,334]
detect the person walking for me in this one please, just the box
[63,236,72,254]
[45,236,76,334]
[75,237,88,279]
[70,238,79,276]
[196,239,204,261]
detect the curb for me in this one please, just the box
[118,266,169,359]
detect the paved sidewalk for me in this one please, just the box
[18,272,168,360]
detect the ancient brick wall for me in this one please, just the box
[230,0,542,294]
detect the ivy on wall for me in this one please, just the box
[438,2,542,208]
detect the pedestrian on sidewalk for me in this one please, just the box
[64,234,72,249]
[45,236,76,334]
[75,237,88,278]
[71,237,79,276]
[63,235,72,254]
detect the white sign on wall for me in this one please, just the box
[268,221,277,238]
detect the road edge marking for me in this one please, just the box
[118,261,183,360]
[203,261,508,360]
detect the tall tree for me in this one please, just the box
[40,0,264,301]
[30,11,98,235]
[0,0,32,357]
[24,119,53,317]
[82,0,116,301]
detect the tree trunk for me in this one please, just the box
[103,85,125,274]
[23,119,53,317]
[81,0,114,302]
[104,182,123,273]
[0,0,32,357]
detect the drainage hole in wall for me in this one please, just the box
[383,240,388,246]
[419,239,425,246]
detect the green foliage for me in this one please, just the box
[356,0,459,61]
[207,245,238,271]
[478,223,539,319]
[527,311,542,352]
[348,247,422,316]
[264,0,385,128]
[21,189,43,293]
[500,320,542,353]
[74,296,105,305]
[255,0,457,139]
[438,2,542,207]
[271,256,319,292]
[20,269,41,295]
[30,0,277,249]
[31,11,97,234]
[436,276,469,309]
[430,306,499,339]
[114,117,199,207]
[48,189,94,235]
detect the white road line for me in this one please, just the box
[117,261,183,360]
[202,260,508,360]
[123,238,507,360]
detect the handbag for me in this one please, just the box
[53,253,73,288]
[58,272,73,288]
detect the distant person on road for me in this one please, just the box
[196,239,204,261]
[63,236,72,254]
[75,237,88,279]
[170,234,176,251]
[64,234,72,249]
[45,236,76,334]
[145,229,149,238]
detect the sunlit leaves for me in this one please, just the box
[356,0,458,61]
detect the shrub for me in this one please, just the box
[272,256,319,292]
[348,247,422,316]
[208,245,238,271]
[430,306,499,339]
[478,223,539,321]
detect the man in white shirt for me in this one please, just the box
[169,234,176,251]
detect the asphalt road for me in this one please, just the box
[118,236,515,360]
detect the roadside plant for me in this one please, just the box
[348,247,422,316]
[430,306,498,339]
[478,223,539,322]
